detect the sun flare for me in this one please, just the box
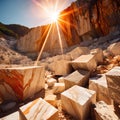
[50,11,59,22]
[33,0,74,65]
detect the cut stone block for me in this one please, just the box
[48,60,73,75]
[64,70,90,89]
[108,42,120,55]
[61,85,96,120]
[44,94,57,107]
[67,47,90,60]
[90,48,103,64]
[93,101,119,120]
[71,54,97,71]
[0,111,25,120]
[47,78,57,87]
[53,83,65,94]
[89,74,113,105]
[0,65,45,101]
[58,77,65,83]
[19,98,58,120]
[106,66,120,104]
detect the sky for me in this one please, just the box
[0,0,76,28]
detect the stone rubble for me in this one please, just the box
[0,30,120,120]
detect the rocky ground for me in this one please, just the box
[0,30,120,119]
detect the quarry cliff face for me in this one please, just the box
[17,0,120,56]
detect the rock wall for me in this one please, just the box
[61,0,120,42]
[17,0,120,56]
[17,24,68,56]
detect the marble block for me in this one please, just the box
[19,98,58,120]
[90,48,103,64]
[93,101,119,120]
[108,42,120,55]
[44,94,57,107]
[47,78,57,87]
[106,66,120,104]
[67,47,90,60]
[48,60,73,75]
[0,111,25,120]
[0,65,45,101]
[53,83,65,94]
[61,85,96,120]
[71,54,97,71]
[89,74,113,104]
[64,70,90,89]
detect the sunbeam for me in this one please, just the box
[56,22,64,55]
[34,24,53,66]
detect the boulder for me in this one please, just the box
[108,42,120,56]
[0,65,45,101]
[93,101,119,120]
[90,48,103,64]
[64,70,90,89]
[20,98,58,120]
[89,74,113,104]
[61,85,96,120]
[48,60,73,75]
[106,66,120,104]
[67,47,90,60]
[71,54,97,71]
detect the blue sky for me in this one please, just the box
[0,0,76,28]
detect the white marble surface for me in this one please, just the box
[0,111,24,120]
[94,101,119,120]
[64,70,90,89]
[90,48,103,64]
[48,60,72,75]
[20,98,58,120]
[106,66,120,104]
[89,74,113,104]
[71,54,97,71]
[61,85,96,119]
[0,66,45,101]
[67,47,90,60]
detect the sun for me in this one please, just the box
[50,11,59,22]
